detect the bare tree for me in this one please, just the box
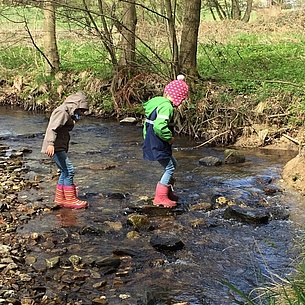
[118,0,137,66]
[164,0,179,77]
[43,0,59,75]
[242,0,253,22]
[231,0,241,19]
[179,0,201,77]
[209,0,254,21]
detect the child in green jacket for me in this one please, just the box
[143,75,189,208]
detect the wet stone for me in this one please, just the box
[9,151,23,158]
[94,257,121,269]
[119,117,138,125]
[92,296,108,305]
[129,203,186,216]
[224,149,246,164]
[19,273,32,282]
[0,144,9,150]
[189,202,212,211]
[112,248,140,257]
[31,257,47,273]
[263,185,281,195]
[127,214,151,230]
[4,262,18,271]
[0,113,303,305]
[92,280,107,289]
[223,205,270,224]
[45,256,60,269]
[150,232,185,252]
[199,156,222,166]
[24,255,36,265]
[69,255,82,266]
[126,231,140,239]
[106,192,129,199]
[0,245,11,255]
[79,225,108,235]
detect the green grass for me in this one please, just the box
[0,5,78,30]
[197,37,305,94]
[224,259,305,305]
[58,40,113,77]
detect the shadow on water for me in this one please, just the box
[0,105,304,305]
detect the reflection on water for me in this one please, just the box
[1,105,304,305]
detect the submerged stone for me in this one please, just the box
[199,156,222,166]
[224,149,246,164]
[150,233,185,251]
[223,205,270,224]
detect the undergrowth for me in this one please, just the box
[0,6,305,135]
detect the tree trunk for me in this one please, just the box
[118,0,137,66]
[164,0,179,78]
[212,0,226,20]
[43,1,59,75]
[179,0,201,77]
[96,0,118,70]
[231,0,241,19]
[242,0,253,22]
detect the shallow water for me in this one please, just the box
[0,105,304,305]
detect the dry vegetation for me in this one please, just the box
[198,7,305,43]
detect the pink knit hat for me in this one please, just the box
[164,75,189,106]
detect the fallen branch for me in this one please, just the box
[268,113,290,118]
[179,130,230,151]
[263,80,301,87]
[283,134,300,145]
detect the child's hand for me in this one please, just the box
[46,145,55,157]
[168,137,175,145]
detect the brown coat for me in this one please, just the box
[41,92,89,154]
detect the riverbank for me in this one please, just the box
[0,144,45,304]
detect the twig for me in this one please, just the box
[24,22,54,70]
[283,134,299,145]
[268,113,290,118]
[179,130,230,150]
[263,80,301,87]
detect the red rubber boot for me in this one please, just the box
[62,185,88,209]
[153,182,177,208]
[168,178,179,202]
[54,184,66,206]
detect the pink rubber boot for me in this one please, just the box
[61,185,88,209]
[153,182,177,208]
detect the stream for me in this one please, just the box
[0,105,304,305]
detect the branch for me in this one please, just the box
[283,134,300,145]
[179,130,230,150]
[263,80,301,87]
[268,113,290,118]
[24,22,54,70]
[120,0,169,20]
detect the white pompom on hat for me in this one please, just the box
[164,74,189,107]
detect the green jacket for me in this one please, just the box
[143,96,174,142]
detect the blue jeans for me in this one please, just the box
[158,156,177,185]
[53,151,75,186]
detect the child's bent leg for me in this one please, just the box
[154,158,177,208]
[53,151,87,209]
[158,157,176,185]
[53,151,74,186]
